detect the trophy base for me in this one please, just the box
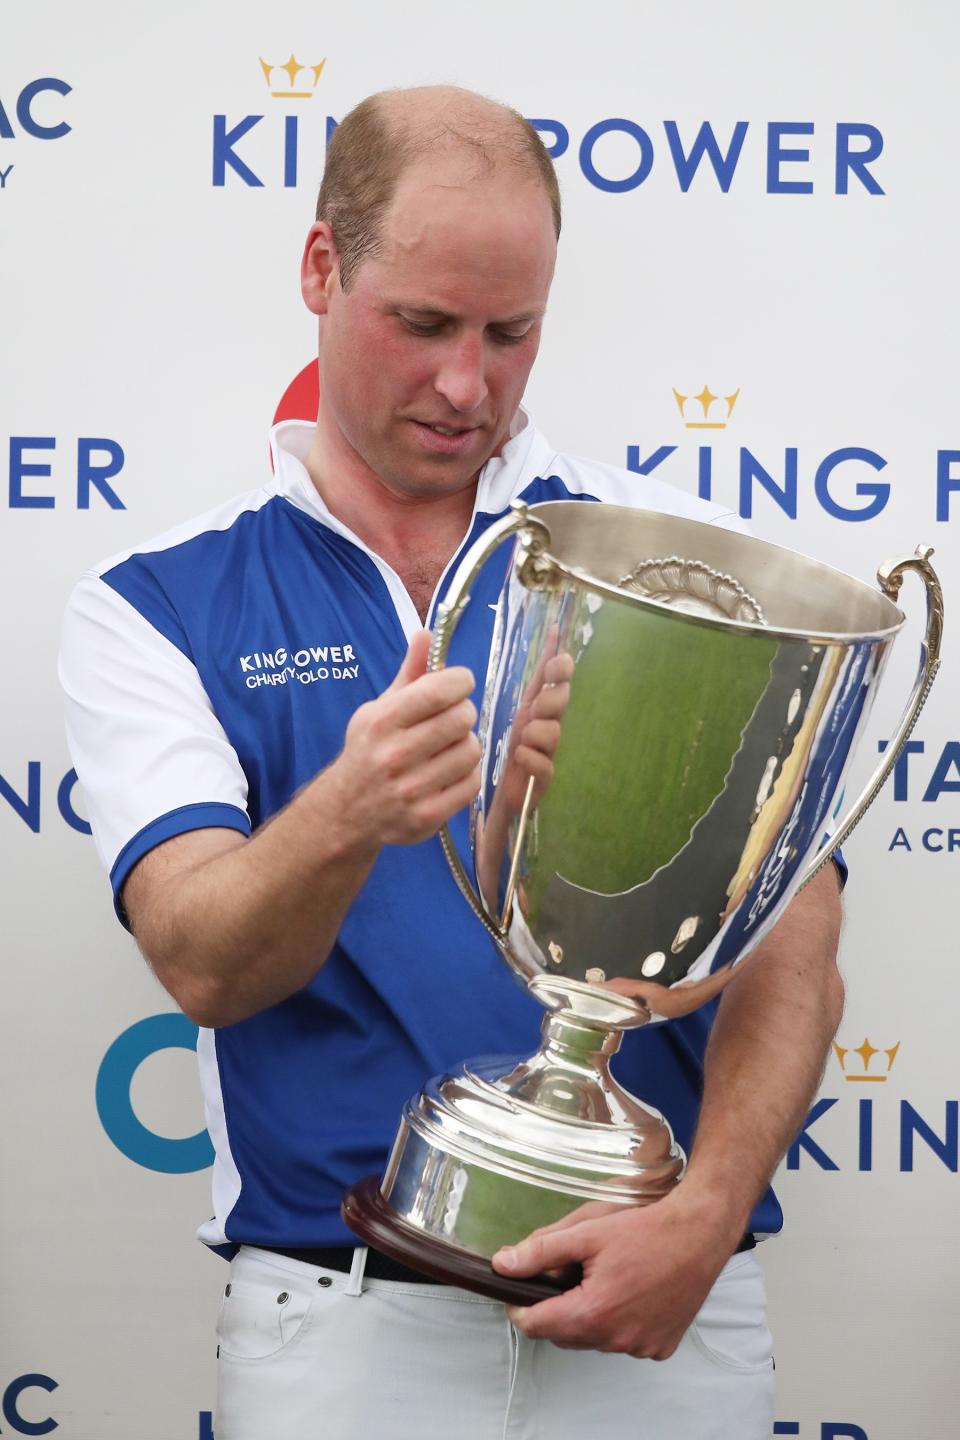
[342,1006,685,1302]
[342,1174,578,1305]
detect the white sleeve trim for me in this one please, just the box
[60,574,250,888]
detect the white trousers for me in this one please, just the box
[214,1245,775,1440]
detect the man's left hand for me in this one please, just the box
[492,1188,738,1359]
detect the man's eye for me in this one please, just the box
[401,318,443,336]
[490,328,530,345]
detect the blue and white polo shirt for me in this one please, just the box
[60,412,784,1251]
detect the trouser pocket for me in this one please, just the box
[216,1255,330,1362]
[688,1251,774,1374]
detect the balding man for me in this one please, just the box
[61,86,843,1440]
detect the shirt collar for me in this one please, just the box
[268,406,558,536]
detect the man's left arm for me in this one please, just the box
[492,863,844,1357]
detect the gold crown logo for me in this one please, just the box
[672,385,740,430]
[259,55,326,99]
[833,1037,900,1083]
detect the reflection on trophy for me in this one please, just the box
[343,500,943,1303]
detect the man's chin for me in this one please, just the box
[382,464,484,502]
[378,443,496,500]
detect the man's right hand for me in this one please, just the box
[123,629,482,1026]
[333,629,482,846]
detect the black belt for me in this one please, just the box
[265,1232,755,1286]
[263,1244,434,1284]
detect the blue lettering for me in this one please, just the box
[836,123,884,196]
[900,1100,958,1172]
[663,120,748,192]
[198,1412,215,1440]
[580,119,653,193]
[936,449,960,521]
[212,115,263,187]
[9,437,55,509]
[877,738,924,801]
[0,164,13,188]
[326,114,338,147]
[888,826,911,852]
[284,114,298,188]
[814,448,888,521]
[858,1097,873,1172]
[767,122,814,194]
[626,445,676,477]
[56,769,91,835]
[0,762,41,832]
[77,438,125,510]
[2,1374,58,1435]
[739,448,798,518]
[697,446,712,500]
[923,740,960,802]
[95,1014,214,1173]
[527,119,569,160]
[776,1423,872,1440]
[16,78,71,141]
[922,828,943,852]
[0,97,12,138]
[787,1098,839,1170]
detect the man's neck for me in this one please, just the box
[303,426,482,622]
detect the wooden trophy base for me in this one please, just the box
[341,1175,580,1306]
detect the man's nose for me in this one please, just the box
[433,333,489,413]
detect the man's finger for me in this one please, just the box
[387,667,477,728]
[492,1220,595,1279]
[517,718,561,755]
[504,1287,595,1346]
[543,652,575,686]
[426,765,482,826]
[404,732,481,796]
[530,681,570,721]
[384,630,432,693]
[507,1303,591,1343]
[399,698,479,763]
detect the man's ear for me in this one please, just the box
[301,222,340,315]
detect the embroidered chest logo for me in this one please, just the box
[239,643,359,689]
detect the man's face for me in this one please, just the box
[314,156,557,500]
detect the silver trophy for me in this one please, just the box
[343,500,942,1301]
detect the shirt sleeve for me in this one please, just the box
[59,572,251,926]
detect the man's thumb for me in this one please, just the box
[387,629,432,691]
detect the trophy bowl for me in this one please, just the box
[343,500,942,1302]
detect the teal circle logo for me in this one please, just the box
[95,1014,214,1173]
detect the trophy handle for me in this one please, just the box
[428,501,553,942]
[800,545,944,887]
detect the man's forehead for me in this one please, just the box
[366,245,554,321]
[385,153,554,239]
[335,149,556,315]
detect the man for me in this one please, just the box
[61,86,843,1438]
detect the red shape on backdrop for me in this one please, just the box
[274,360,319,424]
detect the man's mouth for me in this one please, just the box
[407,418,485,455]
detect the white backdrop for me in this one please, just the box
[2,3,957,1437]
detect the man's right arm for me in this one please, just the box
[122,630,480,1028]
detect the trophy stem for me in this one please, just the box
[492,1009,656,1131]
